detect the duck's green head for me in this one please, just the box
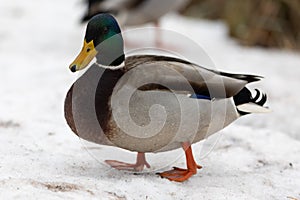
[69,14,124,72]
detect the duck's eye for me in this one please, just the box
[86,48,91,53]
[103,27,109,34]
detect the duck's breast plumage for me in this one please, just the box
[64,64,123,146]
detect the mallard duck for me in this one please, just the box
[82,0,105,22]
[82,0,190,24]
[65,14,269,182]
[81,0,190,46]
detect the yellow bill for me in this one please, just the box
[69,40,98,72]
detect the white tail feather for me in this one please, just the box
[237,103,271,113]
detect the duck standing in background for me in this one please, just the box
[81,0,191,46]
[65,14,269,182]
[82,0,106,22]
[82,0,190,24]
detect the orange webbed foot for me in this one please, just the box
[158,165,202,182]
[105,160,150,171]
[105,152,150,172]
[158,142,202,182]
[158,168,195,182]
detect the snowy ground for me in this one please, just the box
[1,0,300,199]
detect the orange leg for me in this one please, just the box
[105,152,150,171]
[158,142,202,182]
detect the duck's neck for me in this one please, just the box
[94,33,125,66]
[95,53,125,66]
[109,54,125,66]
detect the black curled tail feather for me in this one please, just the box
[233,87,267,115]
[252,89,267,106]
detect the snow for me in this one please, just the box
[1,0,300,199]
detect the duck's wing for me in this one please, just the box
[123,55,262,98]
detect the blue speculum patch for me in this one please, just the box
[190,94,211,100]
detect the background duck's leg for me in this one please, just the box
[154,20,162,47]
[153,20,181,50]
[158,142,202,182]
[105,152,150,171]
